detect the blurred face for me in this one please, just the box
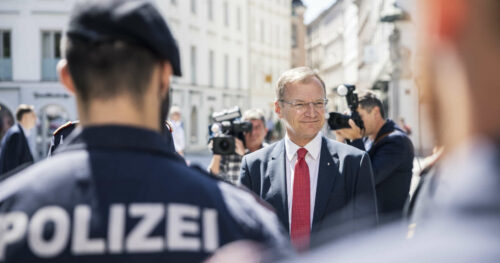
[23,112,37,130]
[244,119,268,147]
[415,0,473,147]
[357,107,378,137]
[275,78,326,146]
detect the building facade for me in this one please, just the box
[306,0,432,153]
[247,0,291,121]
[159,0,249,151]
[0,0,294,156]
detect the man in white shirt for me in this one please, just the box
[240,67,378,250]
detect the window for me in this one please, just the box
[209,50,214,87]
[223,2,229,27]
[190,107,198,143]
[41,31,61,81]
[191,0,196,14]
[0,30,12,81]
[190,46,197,84]
[207,0,213,21]
[237,57,242,89]
[224,54,229,89]
[236,7,241,31]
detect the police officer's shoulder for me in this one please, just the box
[53,121,78,137]
[0,151,87,206]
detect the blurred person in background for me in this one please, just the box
[335,91,414,223]
[208,108,268,185]
[169,105,185,156]
[0,104,36,176]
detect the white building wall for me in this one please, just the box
[248,0,291,119]
[158,0,249,151]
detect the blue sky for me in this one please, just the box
[302,0,337,24]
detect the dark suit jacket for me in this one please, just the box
[349,120,414,219]
[240,136,378,240]
[0,124,34,175]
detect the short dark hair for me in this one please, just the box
[16,104,35,121]
[64,37,161,105]
[359,91,385,119]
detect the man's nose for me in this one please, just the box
[304,103,317,116]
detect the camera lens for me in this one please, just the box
[219,140,230,151]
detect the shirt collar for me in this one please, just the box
[285,132,322,161]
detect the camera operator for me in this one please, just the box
[208,108,268,184]
[335,91,414,222]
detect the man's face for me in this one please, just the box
[24,112,37,130]
[244,119,267,147]
[357,106,377,137]
[275,78,326,143]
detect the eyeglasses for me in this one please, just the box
[279,98,328,111]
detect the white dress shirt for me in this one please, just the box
[285,132,322,230]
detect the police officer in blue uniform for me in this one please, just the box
[0,1,289,262]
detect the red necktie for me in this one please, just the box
[290,148,310,251]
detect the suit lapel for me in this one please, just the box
[265,140,289,232]
[312,137,340,232]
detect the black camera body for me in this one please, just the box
[328,84,365,130]
[210,107,253,155]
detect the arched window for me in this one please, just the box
[190,106,198,143]
[36,104,70,159]
[0,103,14,141]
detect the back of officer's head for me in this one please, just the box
[62,0,181,106]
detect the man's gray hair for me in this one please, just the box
[275,67,326,101]
[242,108,266,124]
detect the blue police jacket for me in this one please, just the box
[0,125,289,262]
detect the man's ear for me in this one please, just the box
[160,62,173,97]
[274,101,282,118]
[57,59,76,95]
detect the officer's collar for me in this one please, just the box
[59,125,176,158]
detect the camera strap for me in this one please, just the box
[374,132,392,145]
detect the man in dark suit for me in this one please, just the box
[240,67,378,250]
[0,104,36,175]
[335,91,414,222]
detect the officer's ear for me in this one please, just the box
[159,61,173,97]
[58,59,76,95]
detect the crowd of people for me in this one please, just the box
[0,0,499,262]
